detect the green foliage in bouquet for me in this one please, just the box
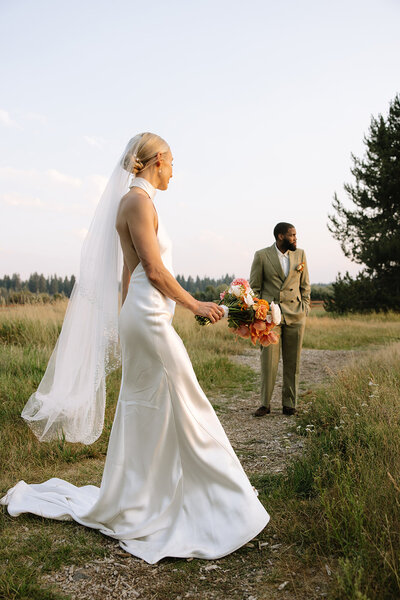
[195,293,255,328]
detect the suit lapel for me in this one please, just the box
[265,245,286,282]
[282,250,295,286]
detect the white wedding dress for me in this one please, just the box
[1,180,269,564]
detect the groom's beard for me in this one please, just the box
[281,239,296,252]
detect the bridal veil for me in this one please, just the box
[21,135,143,444]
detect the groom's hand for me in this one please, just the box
[194,301,225,324]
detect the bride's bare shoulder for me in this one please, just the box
[118,187,153,216]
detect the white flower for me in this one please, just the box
[229,285,242,297]
[266,315,272,323]
[243,293,254,307]
[270,301,281,325]
[221,305,229,318]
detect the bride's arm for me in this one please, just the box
[125,192,224,323]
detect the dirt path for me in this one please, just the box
[222,348,355,476]
[42,349,354,600]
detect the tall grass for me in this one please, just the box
[0,303,255,490]
[304,310,400,349]
[0,301,258,599]
[2,302,400,598]
[262,343,400,599]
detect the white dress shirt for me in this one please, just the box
[275,243,290,278]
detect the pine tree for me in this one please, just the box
[328,94,400,311]
[38,274,47,293]
[28,272,40,293]
[49,274,59,295]
[10,273,22,291]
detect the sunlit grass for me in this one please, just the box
[0,298,257,598]
[1,300,400,598]
[260,343,400,599]
[304,310,400,350]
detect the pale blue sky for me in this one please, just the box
[1,0,399,283]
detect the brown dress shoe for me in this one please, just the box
[282,406,296,416]
[254,406,271,417]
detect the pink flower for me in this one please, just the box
[231,278,250,290]
[220,290,227,300]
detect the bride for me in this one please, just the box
[1,133,269,564]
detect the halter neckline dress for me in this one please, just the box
[1,177,269,564]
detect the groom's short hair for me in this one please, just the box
[273,222,295,240]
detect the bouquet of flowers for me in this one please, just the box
[195,278,281,347]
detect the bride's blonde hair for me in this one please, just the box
[122,132,170,175]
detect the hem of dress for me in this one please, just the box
[118,512,270,564]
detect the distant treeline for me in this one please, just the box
[0,273,76,306]
[0,272,333,306]
[177,274,333,302]
[176,274,235,301]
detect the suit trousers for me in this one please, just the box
[260,318,305,409]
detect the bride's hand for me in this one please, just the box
[194,301,225,324]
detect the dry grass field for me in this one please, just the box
[1,301,400,599]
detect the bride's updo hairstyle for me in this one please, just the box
[122,132,170,176]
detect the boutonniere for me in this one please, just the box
[296,262,305,273]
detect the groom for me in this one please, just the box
[249,223,311,416]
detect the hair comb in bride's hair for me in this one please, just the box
[132,156,144,175]
[122,133,169,176]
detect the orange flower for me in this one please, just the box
[252,319,267,332]
[296,262,305,272]
[254,298,269,320]
[259,331,280,347]
[232,324,250,339]
[249,321,265,344]
[257,299,269,309]
[255,304,268,320]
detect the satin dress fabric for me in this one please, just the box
[1,184,269,564]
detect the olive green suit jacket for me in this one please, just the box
[249,245,311,325]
